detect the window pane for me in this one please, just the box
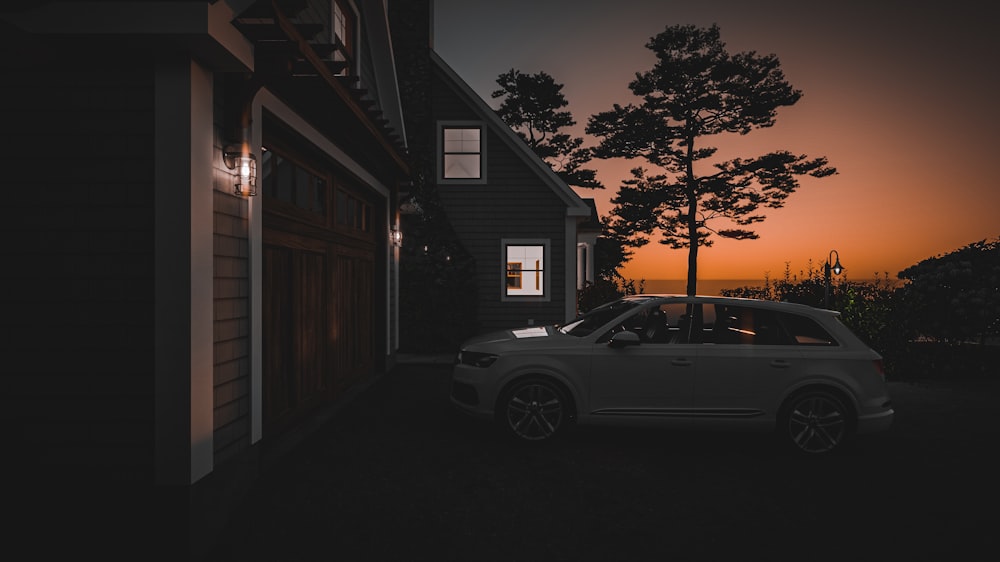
[275,155,293,203]
[260,149,275,197]
[294,167,311,209]
[444,128,480,152]
[311,174,327,215]
[444,154,480,178]
[711,305,788,345]
[780,312,839,346]
[506,245,544,296]
[336,189,348,225]
[506,263,522,288]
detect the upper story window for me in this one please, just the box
[332,0,356,73]
[439,122,486,183]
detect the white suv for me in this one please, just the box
[452,295,894,454]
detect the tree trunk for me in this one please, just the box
[684,136,698,296]
[686,196,698,296]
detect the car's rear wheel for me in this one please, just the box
[779,389,853,454]
[498,377,570,442]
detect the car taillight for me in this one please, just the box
[873,359,885,381]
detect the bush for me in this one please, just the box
[577,276,644,314]
[723,266,908,376]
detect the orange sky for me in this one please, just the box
[434,0,999,281]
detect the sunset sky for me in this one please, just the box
[433,0,999,282]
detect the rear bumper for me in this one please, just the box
[857,407,894,434]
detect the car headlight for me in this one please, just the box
[458,350,499,368]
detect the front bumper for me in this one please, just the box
[450,364,498,420]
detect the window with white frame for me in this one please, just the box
[504,242,547,298]
[440,123,485,182]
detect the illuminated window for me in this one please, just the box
[504,242,547,298]
[440,123,485,182]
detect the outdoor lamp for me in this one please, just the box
[824,250,844,308]
[390,226,402,247]
[224,145,257,196]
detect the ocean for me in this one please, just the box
[640,279,764,296]
[639,278,899,296]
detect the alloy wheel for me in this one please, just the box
[504,381,565,441]
[786,392,848,454]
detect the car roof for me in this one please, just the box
[623,294,840,317]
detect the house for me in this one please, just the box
[419,49,594,331]
[0,0,409,548]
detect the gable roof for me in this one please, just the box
[430,50,591,218]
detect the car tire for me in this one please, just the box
[497,377,571,442]
[778,389,854,455]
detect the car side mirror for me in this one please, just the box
[608,330,640,348]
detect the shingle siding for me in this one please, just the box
[431,71,570,332]
[212,137,252,466]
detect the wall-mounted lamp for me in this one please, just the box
[223,145,257,196]
[390,227,402,247]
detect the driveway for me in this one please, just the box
[203,362,1000,561]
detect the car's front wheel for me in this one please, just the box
[497,377,571,442]
[779,389,854,454]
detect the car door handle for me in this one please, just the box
[671,358,693,367]
[770,360,791,368]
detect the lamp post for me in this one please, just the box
[823,250,843,309]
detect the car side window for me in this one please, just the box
[710,305,791,345]
[596,307,652,343]
[778,312,840,346]
[561,300,641,337]
[597,303,703,344]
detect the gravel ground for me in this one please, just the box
[198,364,1000,561]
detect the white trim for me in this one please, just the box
[153,56,214,485]
[565,218,579,320]
[362,0,408,145]
[189,60,214,483]
[249,94,264,444]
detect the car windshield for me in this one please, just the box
[558,298,644,337]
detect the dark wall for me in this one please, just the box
[0,45,157,483]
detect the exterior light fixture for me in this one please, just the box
[390,227,402,247]
[824,249,844,309]
[224,145,257,196]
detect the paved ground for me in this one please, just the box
[193,362,1000,562]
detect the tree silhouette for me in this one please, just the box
[587,24,836,295]
[492,69,603,189]
[898,238,1000,345]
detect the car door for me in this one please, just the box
[587,303,698,415]
[692,303,802,416]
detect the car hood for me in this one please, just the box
[461,325,568,349]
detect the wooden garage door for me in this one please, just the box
[260,143,378,436]
[262,243,328,430]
